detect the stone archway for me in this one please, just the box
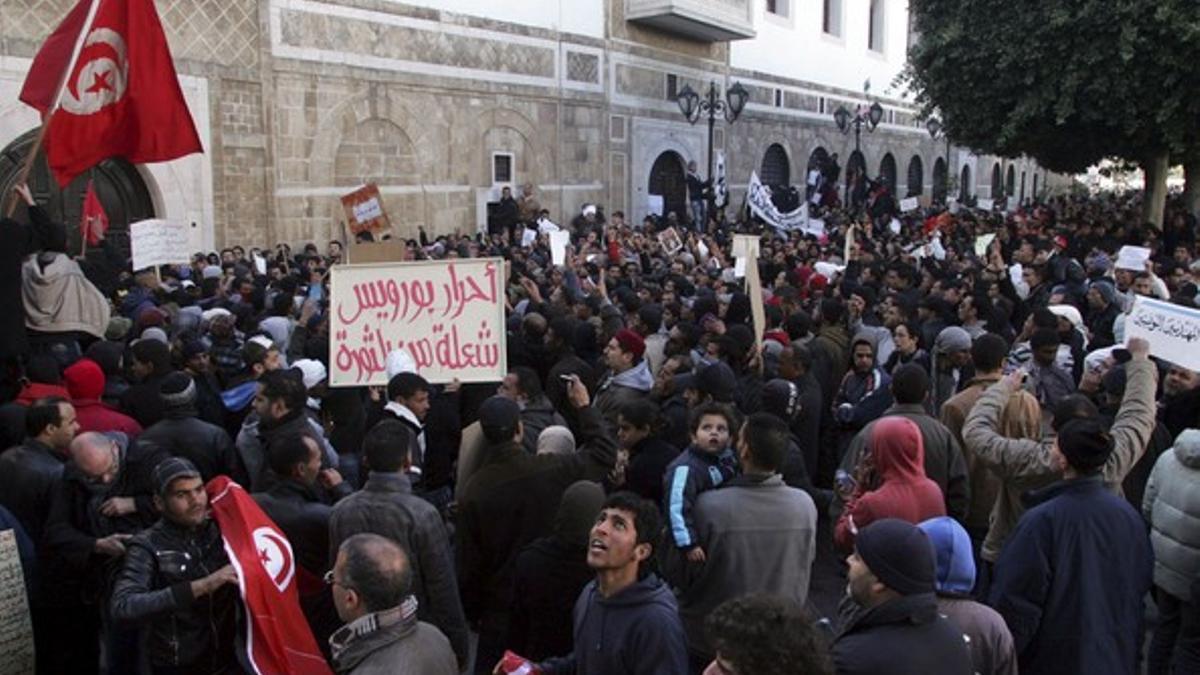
[879,152,897,191]
[648,151,687,221]
[906,155,924,197]
[0,128,155,255]
[960,164,973,201]
[760,143,791,187]
[932,158,947,202]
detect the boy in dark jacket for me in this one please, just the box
[662,402,739,563]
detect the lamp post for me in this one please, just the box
[833,100,884,208]
[925,116,952,203]
[676,80,748,229]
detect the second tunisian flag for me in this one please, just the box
[206,476,333,675]
[80,180,108,245]
[19,0,202,186]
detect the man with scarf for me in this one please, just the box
[46,431,163,674]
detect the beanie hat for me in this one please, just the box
[105,316,133,341]
[63,358,106,401]
[537,426,577,455]
[292,359,327,391]
[761,379,801,420]
[1090,279,1119,307]
[613,329,646,359]
[1056,418,1114,472]
[553,480,605,548]
[479,396,521,442]
[153,457,201,496]
[677,361,737,403]
[181,339,209,360]
[854,518,937,596]
[202,265,223,280]
[934,326,972,355]
[140,327,169,345]
[160,372,197,409]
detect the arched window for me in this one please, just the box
[878,153,897,191]
[648,151,687,219]
[960,164,972,201]
[906,156,924,197]
[1005,165,1016,198]
[932,158,947,202]
[990,162,1003,197]
[1032,173,1040,202]
[868,0,886,52]
[760,143,791,187]
[1019,171,1027,203]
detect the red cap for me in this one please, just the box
[613,328,646,358]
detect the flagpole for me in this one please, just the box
[5,0,103,218]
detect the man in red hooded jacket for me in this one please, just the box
[64,358,142,438]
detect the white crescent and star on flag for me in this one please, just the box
[60,27,129,116]
[252,526,296,593]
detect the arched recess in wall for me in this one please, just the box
[932,158,947,202]
[960,164,972,201]
[649,151,687,220]
[906,155,924,197]
[760,143,791,187]
[1005,165,1016,198]
[879,153,897,191]
[474,107,544,189]
[990,162,1003,197]
[0,128,155,255]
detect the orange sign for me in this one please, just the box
[340,184,393,240]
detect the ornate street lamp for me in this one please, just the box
[676,80,748,228]
[833,99,885,208]
[926,116,952,203]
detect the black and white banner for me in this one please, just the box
[714,150,728,208]
[747,171,825,237]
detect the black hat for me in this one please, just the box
[854,519,936,596]
[478,396,521,442]
[153,457,201,496]
[761,379,801,420]
[677,361,737,404]
[160,372,196,409]
[1056,418,1114,472]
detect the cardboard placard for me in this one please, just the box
[130,219,190,271]
[347,241,408,264]
[658,227,684,255]
[329,259,507,386]
[732,234,760,261]
[340,184,393,240]
[0,530,34,673]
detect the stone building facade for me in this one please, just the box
[0,0,1067,251]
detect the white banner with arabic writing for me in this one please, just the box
[747,172,824,237]
[1125,296,1200,372]
[329,258,507,386]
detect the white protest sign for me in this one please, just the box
[948,198,960,214]
[537,217,560,234]
[329,259,507,386]
[520,228,537,248]
[734,257,747,278]
[929,236,946,261]
[889,218,902,235]
[253,254,267,276]
[353,198,383,223]
[658,227,684,254]
[899,197,920,212]
[549,231,570,266]
[647,194,665,217]
[814,261,846,279]
[1116,246,1152,271]
[1125,296,1200,372]
[974,233,996,257]
[130,219,190,271]
[0,530,34,674]
[732,234,760,261]
[977,198,995,211]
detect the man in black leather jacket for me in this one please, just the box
[111,457,241,674]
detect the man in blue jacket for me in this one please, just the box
[535,492,688,675]
[990,418,1153,674]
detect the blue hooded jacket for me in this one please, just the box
[918,516,975,594]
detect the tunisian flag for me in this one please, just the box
[19,0,202,186]
[206,476,333,675]
[80,180,108,245]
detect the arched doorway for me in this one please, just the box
[648,151,687,221]
[959,164,972,201]
[845,150,866,205]
[878,153,897,191]
[1005,165,1016,198]
[990,162,1003,197]
[932,158,947,202]
[760,143,790,187]
[1032,173,1039,202]
[0,129,155,255]
[906,156,924,198]
[1019,171,1027,203]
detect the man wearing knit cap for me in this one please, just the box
[1085,278,1121,350]
[63,357,143,438]
[139,372,240,482]
[593,328,653,430]
[989,418,1152,674]
[833,518,973,674]
[456,375,616,674]
[930,326,974,413]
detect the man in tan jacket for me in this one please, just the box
[963,336,1157,568]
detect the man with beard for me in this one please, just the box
[235,369,336,491]
[1161,362,1200,439]
[111,458,241,674]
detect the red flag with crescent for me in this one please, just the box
[206,476,333,675]
[19,0,202,186]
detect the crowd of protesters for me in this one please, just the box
[1,174,1200,675]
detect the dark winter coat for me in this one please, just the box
[989,476,1153,675]
[832,593,973,675]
